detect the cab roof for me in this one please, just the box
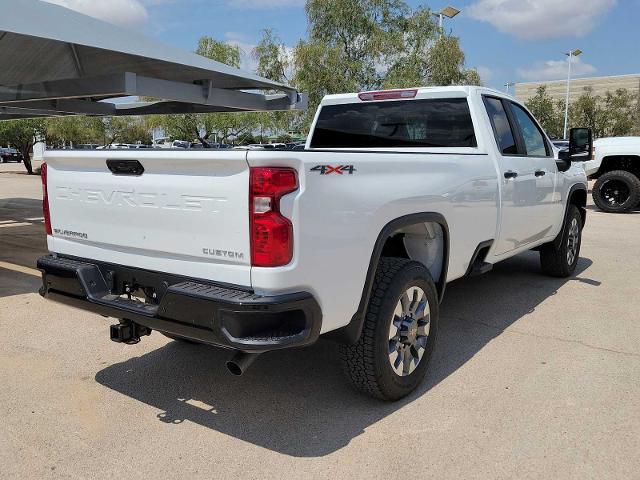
[320,86,513,106]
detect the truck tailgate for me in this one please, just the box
[44,150,251,286]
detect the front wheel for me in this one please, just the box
[539,204,583,277]
[339,257,439,401]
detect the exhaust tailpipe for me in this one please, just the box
[226,351,261,376]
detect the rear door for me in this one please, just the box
[45,149,252,286]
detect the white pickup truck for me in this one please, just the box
[37,86,591,400]
[583,136,640,213]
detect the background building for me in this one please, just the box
[515,73,640,104]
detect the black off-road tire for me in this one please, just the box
[592,170,640,213]
[540,205,582,277]
[339,257,439,401]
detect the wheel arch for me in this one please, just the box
[569,184,587,225]
[554,184,587,249]
[594,155,640,179]
[324,212,449,345]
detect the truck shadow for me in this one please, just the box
[95,252,596,457]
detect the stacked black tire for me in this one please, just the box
[593,170,640,213]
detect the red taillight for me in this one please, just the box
[41,162,52,235]
[250,167,298,267]
[358,89,418,101]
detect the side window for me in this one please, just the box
[510,103,549,157]
[483,97,517,155]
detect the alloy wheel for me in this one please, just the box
[388,286,430,376]
[567,217,579,265]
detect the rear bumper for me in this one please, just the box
[37,254,322,352]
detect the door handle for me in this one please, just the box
[504,171,518,179]
[535,170,546,177]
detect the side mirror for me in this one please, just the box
[557,127,592,170]
[569,127,592,158]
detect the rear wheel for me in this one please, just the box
[339,257,439,401]
[539,204,582,277]
[592,170,640,213]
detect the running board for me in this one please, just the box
[466,240,494,277]
[469,261,493,277]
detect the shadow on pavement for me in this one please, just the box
[585,204,640,213]
[96,251,597,457]
[0,198,47,298]
[0,267,42,298]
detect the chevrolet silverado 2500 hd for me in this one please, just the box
[38,86,591,400]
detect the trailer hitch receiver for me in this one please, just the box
[110,320,151,345]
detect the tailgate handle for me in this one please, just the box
[107,159,144,176]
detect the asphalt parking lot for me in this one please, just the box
[1,163,639,479]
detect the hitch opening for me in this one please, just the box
[110,320,151,345]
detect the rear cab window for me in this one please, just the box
[310,98,477,149]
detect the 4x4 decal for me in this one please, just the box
[310,165,357,175]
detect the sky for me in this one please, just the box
[43,0,640,92]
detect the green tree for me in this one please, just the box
[252,29,300,136]
[102,117,152,145]
[196,36,241,67]
[0,118,46,174]
[253,29,290,84]
[426,35,481,87]
[293,41,358,126]
[525,86,564,138]
[304,0,408,89]
[46,116,104,147]
[569,87,606,137]
[47,115,151,147]
[383,7,437,88]
[294,1,480,129]
[600,89,639,137]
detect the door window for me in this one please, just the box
[483,97,517,155]
[510,103,549,157]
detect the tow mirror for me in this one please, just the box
[557,127,592,172]
[559,127,592,163]
[570,127,592,156]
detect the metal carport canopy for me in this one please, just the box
[0,0,306,120]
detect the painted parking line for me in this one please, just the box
[0,260,41,277]
[0,222,32,228]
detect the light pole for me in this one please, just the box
[504,82,515,95]
[563,48,582,139]
[432,6,461,36]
